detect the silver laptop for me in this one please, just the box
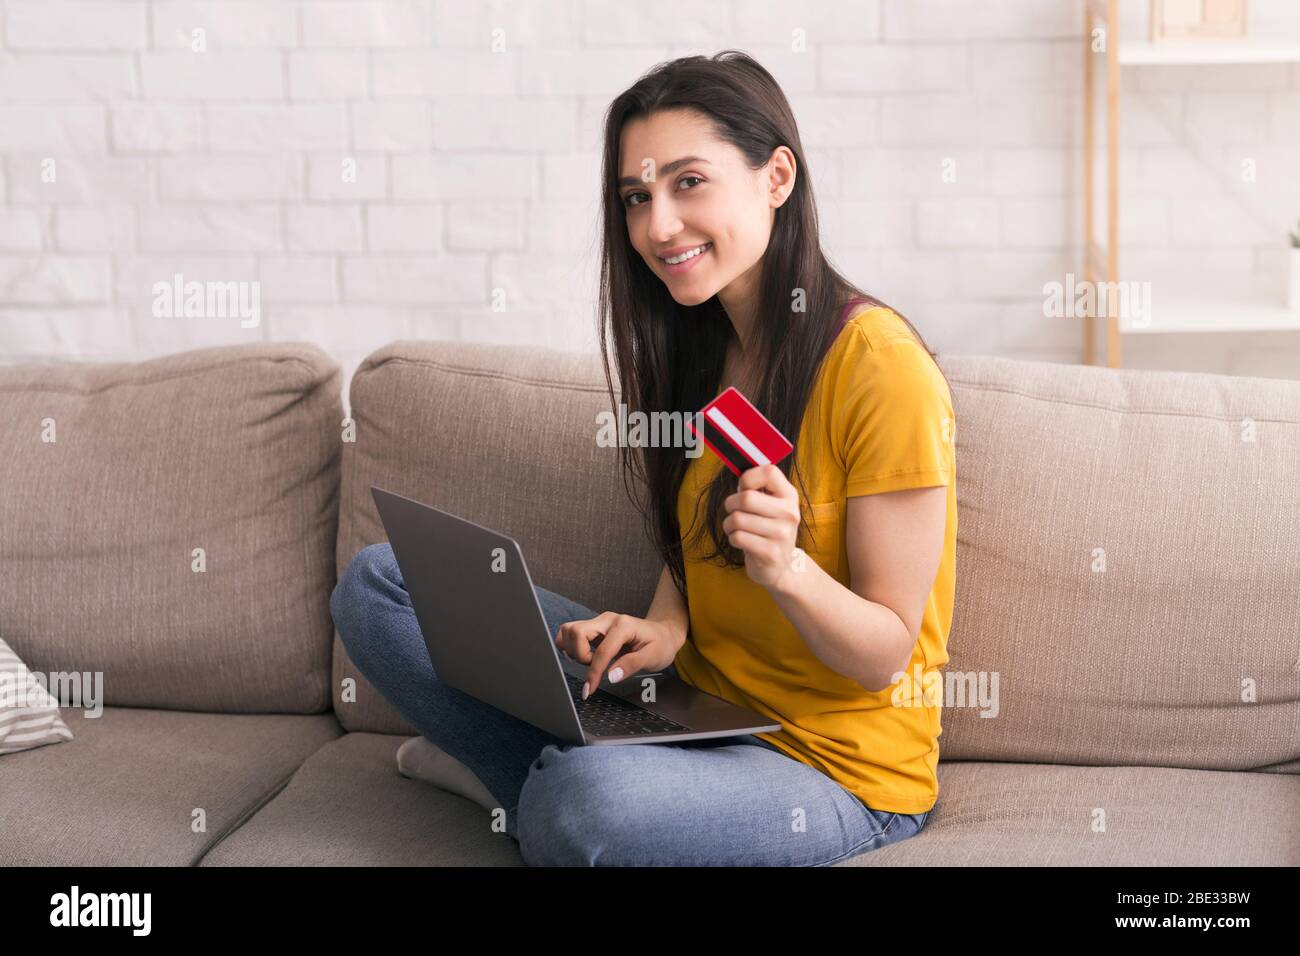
[371,486,782,746]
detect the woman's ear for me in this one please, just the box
[766,145,797,206]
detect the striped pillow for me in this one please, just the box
[0,638,74,755]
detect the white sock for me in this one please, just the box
[395,736,498,812]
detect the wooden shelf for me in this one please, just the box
[1118,294,1300,334]
[1119,38,1300,65]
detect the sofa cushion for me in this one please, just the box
[200,735,1296,867]
[0,343,342,712]
[332,341,661,735]
[844,760,1300,866]
[935,356,1300,773]
[0,706,341,865]
[331,341,1300,776]
[198,731,524,866]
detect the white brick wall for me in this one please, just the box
[2,0,1299,396]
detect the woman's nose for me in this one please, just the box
[646,204,682,245]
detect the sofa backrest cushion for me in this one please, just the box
[335,339,1300,773]
[333,341,661,735]
[0,343,342,713]
[937,355,1300,773]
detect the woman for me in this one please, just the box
[331,50,956,866]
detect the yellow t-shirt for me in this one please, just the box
[673,305,957,814]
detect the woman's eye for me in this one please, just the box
[623,176,703,208]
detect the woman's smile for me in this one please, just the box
[658,241,713,276]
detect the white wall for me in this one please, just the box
[1,0,1299,402]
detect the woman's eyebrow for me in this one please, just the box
[618,156,711,188]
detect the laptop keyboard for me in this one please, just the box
[563,673,690,737]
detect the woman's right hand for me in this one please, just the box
[556,612,684,700]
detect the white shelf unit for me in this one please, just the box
[1118,294,1300,334]
[1082,0,1300,365]
[1118,37,1300,64]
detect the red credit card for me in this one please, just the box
[687,386,793,477]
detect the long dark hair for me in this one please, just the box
[596,50,950,602]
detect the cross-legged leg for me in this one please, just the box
[515,739,930,866]
[331,541,588,836]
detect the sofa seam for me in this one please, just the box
[945,377,1300,426]
[331,346,351,724]
[0,353,329,397]
[332,377,356,727]
[192,767,300,867]
[301,361,339,715]
[354,354,610,395]
[354,354,1300,424]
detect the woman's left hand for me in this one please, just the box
[723,464,803,592]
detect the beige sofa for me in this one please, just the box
[1,338,1296,866]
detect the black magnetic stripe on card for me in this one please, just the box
[701,414,753,474]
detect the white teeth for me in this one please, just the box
[663,243,710,265]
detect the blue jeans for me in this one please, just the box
[330,542,930,866]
